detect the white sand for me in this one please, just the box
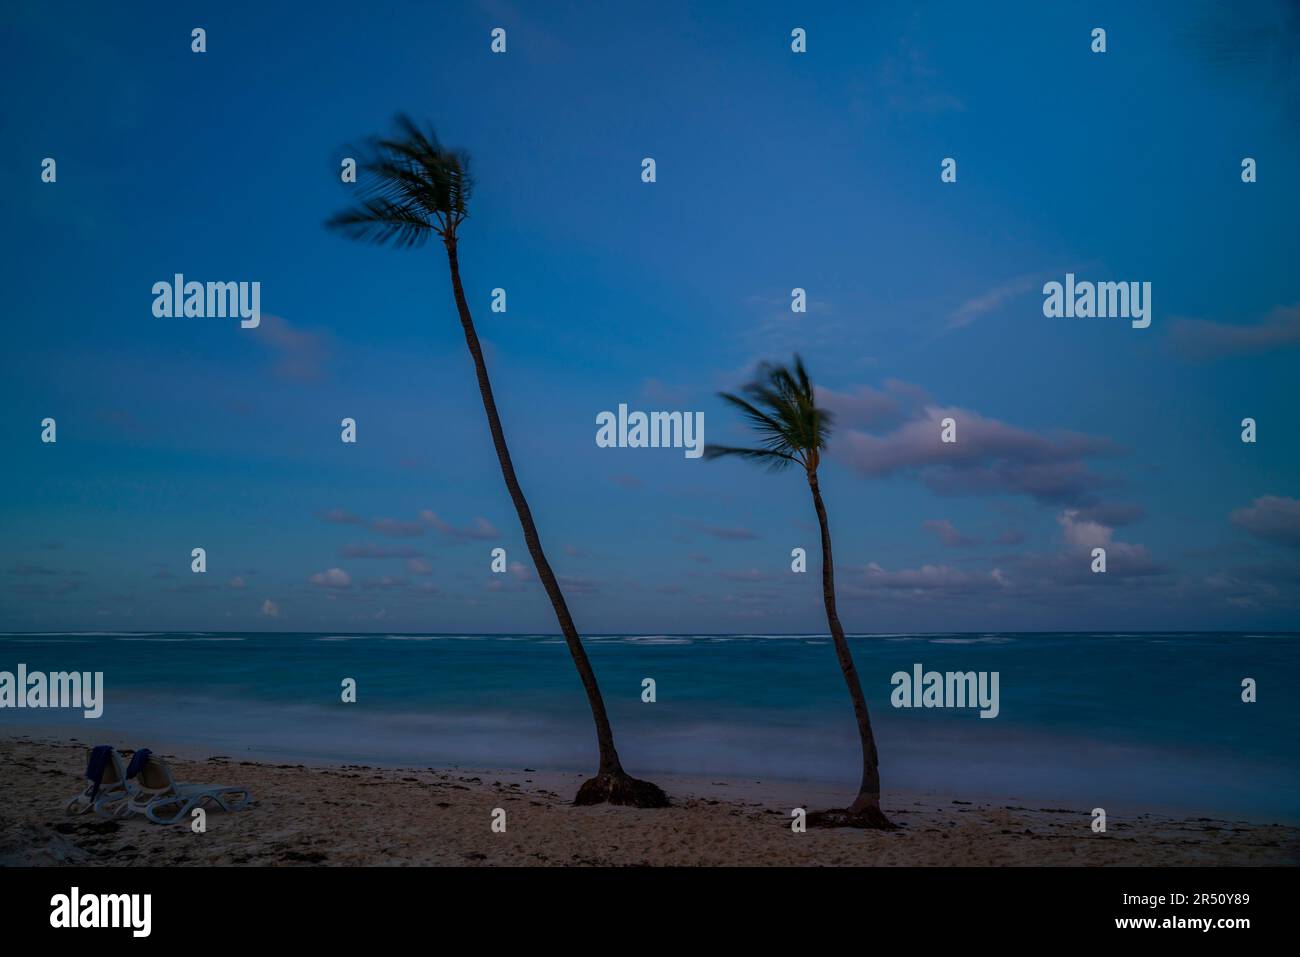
[3,736,1295,866]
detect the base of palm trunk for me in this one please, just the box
[574,771,671,808]
[806,805,897,830]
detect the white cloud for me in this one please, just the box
[309,568,352,588]
[922,518,975,546]
[1231,496,1300,546]
[1172,304,1300,360]
[1057,509,1113,549]
[1057,510,1154,567]
[419,511,498,541]
[946,273,1041,330]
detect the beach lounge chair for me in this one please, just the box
[100,749,253,824]
[93,748,168,819]
[65,745,128,815]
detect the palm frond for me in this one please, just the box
[326,114,473,246]
[702,445,797,471]
[708,355,835,471]
[793,354,813,399]
[717,392,792,448]
[324,197,438,248]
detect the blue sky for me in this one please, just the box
[2,0,1298,633]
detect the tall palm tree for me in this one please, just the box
[327,116,667,808]
[706,356,893,828]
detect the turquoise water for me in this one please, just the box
[1,631,1296,822]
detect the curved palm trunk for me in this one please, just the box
[807,470,892,828]
[442,236,666,807]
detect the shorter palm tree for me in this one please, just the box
[706,356,894,828]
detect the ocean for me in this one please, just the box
[2,631,1296,822]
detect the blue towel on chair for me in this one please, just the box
[125,748,152,780]
[85,745,113,797]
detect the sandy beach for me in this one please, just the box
[2,735,1295,866]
